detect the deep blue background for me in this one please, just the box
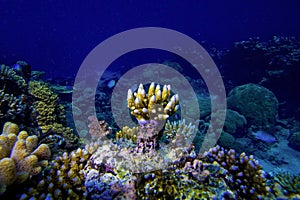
[1,1,299,78]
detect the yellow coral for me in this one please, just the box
[3,121,19,135]
[116,126,138,143]
[0,122,51,195]
[127,83,179,122]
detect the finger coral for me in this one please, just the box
[0,122,51,195]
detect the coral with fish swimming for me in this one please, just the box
[0,122,51,195]
[0,71,298,200]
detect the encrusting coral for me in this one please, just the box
[0,122,51,195]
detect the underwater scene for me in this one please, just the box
[1,1,300,200]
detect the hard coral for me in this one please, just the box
[0,122,51,195]
[127,82,179,124]
[202,145,269,199]
[87,115,112,139]
[19,147,92,199]
[273,172,300,198]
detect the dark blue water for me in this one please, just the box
[1,1,299,78]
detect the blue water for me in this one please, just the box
[1,1,299,78]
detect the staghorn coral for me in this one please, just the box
[126,83,181,154]
[0,122,50,195]
[202,145,270,199]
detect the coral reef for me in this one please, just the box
[227,83,278,131]
[85,168,137,199]
[0,64,27,94]
[222,36,300,118]
[0,122,50,195]
[116,126,138,143]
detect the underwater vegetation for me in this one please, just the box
[0,36,300,199]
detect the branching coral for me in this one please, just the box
[0,64,27,94]
[28,81,80,153]
[0,122,51,195]
[116,126,138,143]
[127,82,179,124]
[273,172,300,198]
[127,83,180,153]
[202,145,270,199]
[19,147,91,199]
[87,115,112,139]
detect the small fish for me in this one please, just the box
[252,130,277,143]
[12,63,22,72]
[107,80,116,88]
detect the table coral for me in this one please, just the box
[0,122,51,195]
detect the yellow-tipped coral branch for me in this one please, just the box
[127,82,179,124]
